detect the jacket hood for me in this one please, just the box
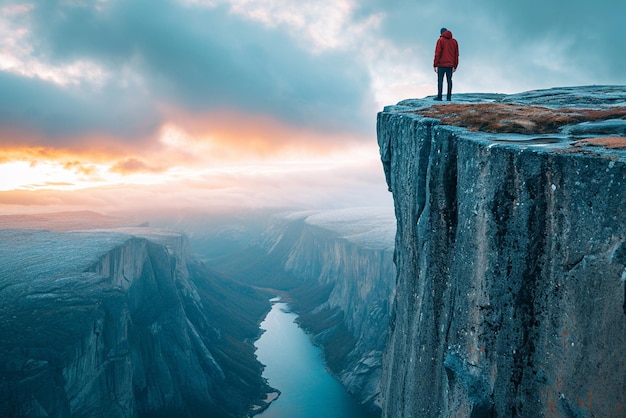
[441,30,453,39]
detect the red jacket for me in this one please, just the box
[433,30,459,69]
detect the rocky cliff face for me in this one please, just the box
[378,86,626,417]
[282,209,395,409]
[226,208,396,411]
[0,227,269,418]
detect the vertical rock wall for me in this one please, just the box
[0,228,267,418]
[378,88,626,417]
[284,217,395,408]
[246,209,396,411]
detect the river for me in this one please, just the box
[254,300,379,418]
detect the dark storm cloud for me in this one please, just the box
[2,0,374,145]
[0,70,159,143]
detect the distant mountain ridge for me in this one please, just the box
[0,210,138,231]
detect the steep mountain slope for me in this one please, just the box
[0,227,270,417]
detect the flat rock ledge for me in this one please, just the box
[392,84,626,149]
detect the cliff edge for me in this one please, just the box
[0,226,269,417]
[377,86,626,417]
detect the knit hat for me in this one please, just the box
[440,27,447,34]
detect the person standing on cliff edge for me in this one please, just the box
[433,27,459,101]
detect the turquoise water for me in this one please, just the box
[255,301,379,418]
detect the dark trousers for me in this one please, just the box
[437,67,453,100]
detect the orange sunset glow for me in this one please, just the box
[1,1,623,215]
[0,98,385,213]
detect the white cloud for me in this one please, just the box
[187,0,382,53]
[0,3,109,87]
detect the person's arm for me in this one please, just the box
[453,39,459,71]
[433,39,442,72]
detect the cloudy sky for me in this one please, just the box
[0,0,623,214]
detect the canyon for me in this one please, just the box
[0,208,396,417]
[211,207,396,413]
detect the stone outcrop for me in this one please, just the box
[377,86,626,417]
[0,227,269,418]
